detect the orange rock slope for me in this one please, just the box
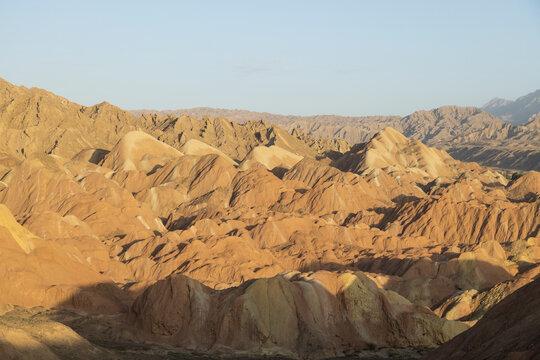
[0,79,538,359]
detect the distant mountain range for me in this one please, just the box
[129,107,403,144]
[482,89,540,125]
[131,94,540,171]
[131,88,540,129]
[0,77,538,171]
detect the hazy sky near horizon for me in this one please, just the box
[1,0,539,116]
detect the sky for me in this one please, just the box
[1,0,539,116]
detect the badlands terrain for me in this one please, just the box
[0,77,539,359]
[138,89,540,172]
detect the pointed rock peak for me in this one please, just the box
[83,101,123,115]
[120,130,159,142]
[370,127,409,145]
[179,139,236,165]
[483,97,511,109]
[238,145,303,171]
[115,131,183,157]
[245,119,270,127]
[94,101,120,110]
[101,130,183,172]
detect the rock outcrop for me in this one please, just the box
[131,272,467,358]
[0,78,538,359]
[149,105,540,171]
[424,278,540,360]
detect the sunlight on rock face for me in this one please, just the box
[0,77,538,359]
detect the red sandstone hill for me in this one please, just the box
[0,78,538,359]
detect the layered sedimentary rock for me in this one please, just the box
[130,272,467,358]
[424,278,540,360]
[0,79,539,358]
[137,104,540,171]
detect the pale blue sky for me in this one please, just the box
[1,0,539,116]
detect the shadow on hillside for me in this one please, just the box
[40,275,439,359]
[0,253,520,360]
[271,166,289,179]
[507,191,539,203]
[422,278,540,360]
[0,281,296,360]
[297,256,515,294]
[86,149,110,164]
[391,194,423,204]
[167,214,198,230]
[0,304,286,360]
[318,150,345,161]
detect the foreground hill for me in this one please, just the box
[424,278,540,359]
[133,105,540,171]
[0,79,539,358]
